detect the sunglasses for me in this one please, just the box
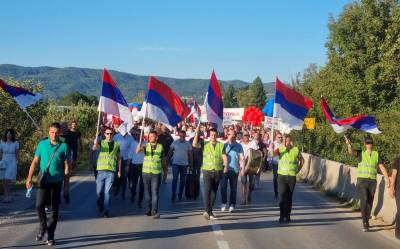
[105,132,113,135]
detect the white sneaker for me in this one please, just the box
[229,205,234,213]
[221,204,227,212]
[210,213,218,220]
[203,212,210,220]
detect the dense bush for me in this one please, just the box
[292,0,400,170]
[0,79,98,180]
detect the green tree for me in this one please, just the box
[236,86,252,107]
[291,0,400,168]
[249,76,267,109]
[131,90,146,103]
[59,91,98,106]
[223,84,238,108]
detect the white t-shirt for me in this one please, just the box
[128,140,146,164]
[170,139,192,166]
[272,141,281,163]
[240,142,251,160]
[113,133,134,160]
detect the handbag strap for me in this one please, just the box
[225,143,236,155]
[43,143,61,173]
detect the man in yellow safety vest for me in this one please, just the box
[136,130,167,218]
[345,136,390,232]
[193,126,228,220]
[92,127,122,218]
[273,134,304,223]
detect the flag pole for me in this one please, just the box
[197,92,208,130]
[270,77,277,139]
[22,108,41,131]
[139,93,148,144]
[95,98,102,139]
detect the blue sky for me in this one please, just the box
[1,0,352,82]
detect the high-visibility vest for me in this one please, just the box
[357,150,379,180]
[97,140,119,171]
[278,146,299,176]
[202,142,224,171]
[143,143,163,174]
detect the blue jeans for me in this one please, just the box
[220,170,238,206]
[142,173,161,213]
[172,164,188,198]
[96,170,115,212]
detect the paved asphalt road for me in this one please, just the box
[0,171,399,249]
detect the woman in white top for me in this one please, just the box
[0,129,19,203]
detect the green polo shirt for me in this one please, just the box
[34,138,70,183]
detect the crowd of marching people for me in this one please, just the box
[0,119,399,245]
[90,120,279,220]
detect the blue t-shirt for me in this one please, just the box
[223,142,243,173]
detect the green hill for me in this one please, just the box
[0,64,274,101]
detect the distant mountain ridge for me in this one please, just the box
[0,64,274,101]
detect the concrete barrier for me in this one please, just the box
[299,153,397,224]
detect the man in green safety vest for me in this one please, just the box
[345,136,390,232]
[193,126,228,220]
[273,134,304,223]
[92,127,122,218]
[136,130,167,219]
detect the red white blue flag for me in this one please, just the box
[321,96,381,134]
[142,76,190,129]
[98,69,132,125]
[274,78,313,131]
[0,78,42,109]
[206,70,224,131]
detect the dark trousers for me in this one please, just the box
[36,182,63,239]
[203,170,222,214]
[272,162,279,197]
[142,173,161,213]
[172,164,188,198]
[128,164,144,203]
[220,170,238,206]
[278,175,296,219]
[114,160,128,197]
[396,197,400,231]
[357,178,377,224]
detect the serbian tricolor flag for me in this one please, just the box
[320,96,381,134]
[193,100,201,118]
[206,70,223,131]
[274,78,313,131]
[187,100,202,124]
[0,78,42,109]
[142,76,190,129]
[98,69,132,125]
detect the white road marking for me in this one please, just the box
[199,173,231,249]
[212,223,224,236]
[217,241,230,249]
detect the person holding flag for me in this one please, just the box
[136,130,167,219]
[272,134,304,223]
[92,127,122,218]
[92,68,131,217]
[344,136,390,232]
[191,69,227,220]
[193,126,227,220]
